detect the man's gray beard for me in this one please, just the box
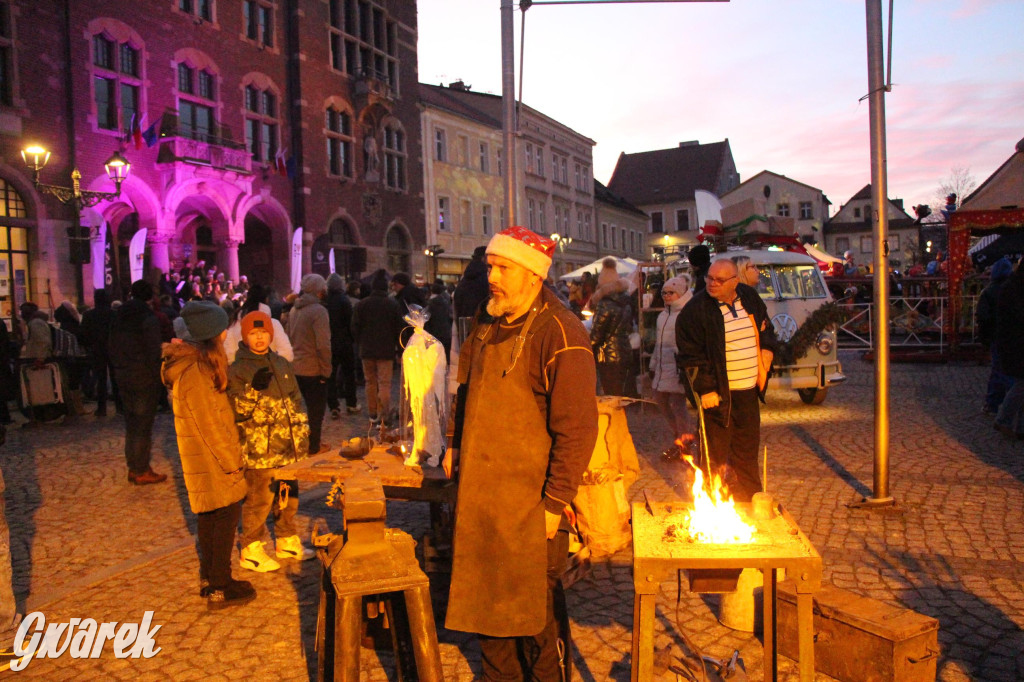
[486,289,529,318]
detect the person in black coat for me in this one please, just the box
[993,261,1024,438]
[453,246,489,320]
[80,289,118,416]
[324,273,359,417]
[109,280,167,484]
[424,282,452,361]
[351,270,404,425]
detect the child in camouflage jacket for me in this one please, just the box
[227,311,314,572]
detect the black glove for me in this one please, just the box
[251,367,272,392]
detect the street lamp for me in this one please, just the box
[550,232,572,276]
[424,244,444,282]
[22,145,131,303]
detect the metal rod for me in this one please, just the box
[865,0,893,505]
[500,0,518,227]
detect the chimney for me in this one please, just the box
[678,140,699,148]
[448,79,471,92]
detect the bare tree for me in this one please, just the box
[935,166,978,209]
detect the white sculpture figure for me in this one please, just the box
[401,305,447,467]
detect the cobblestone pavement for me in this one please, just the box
[2,351,1023,680]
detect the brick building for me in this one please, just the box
[0,0,423,316]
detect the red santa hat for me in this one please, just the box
[485,226,555,278]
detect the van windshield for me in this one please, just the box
[775,265,827,299]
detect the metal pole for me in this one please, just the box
[864,0,893,506]
[500,0,518,227]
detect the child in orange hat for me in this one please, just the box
[227,311,314,572]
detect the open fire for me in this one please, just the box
[664,455,756,544]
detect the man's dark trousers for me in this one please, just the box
[122,385,161,475]
[296,375,327,453]
[478,528,570,681]
[702,387,761,502]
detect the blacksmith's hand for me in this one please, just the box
[700,391,721,409]
[442,447,459,479]
[251,367,272,391]
[545,510,561,539]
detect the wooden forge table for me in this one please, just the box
[631,501,822,681]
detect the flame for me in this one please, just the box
[676,455,755,544]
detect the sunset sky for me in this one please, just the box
[418,0,1023,215]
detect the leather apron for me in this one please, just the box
[446,305,553,637]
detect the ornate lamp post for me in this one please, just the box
[549,232,572,276]
[21,145,130,304]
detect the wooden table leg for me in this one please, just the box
[797,592,814,682]
[762,569,777,682]
[336,594,362,682]
[631,593,656,682]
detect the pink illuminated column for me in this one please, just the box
[223,238,241,282]
[149,233,171,276]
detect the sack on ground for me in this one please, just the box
[573,469,631,557]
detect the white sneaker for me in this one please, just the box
[276,535,316,561]
[239,540,281,572]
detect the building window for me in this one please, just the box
[535,147,544,178]
[853,207,861,219]
[860,236,872,254]
[675,209,689,232]
[0,2,13,106]
[244,1,273,47]
[434,127,447,162]
[524,143,534,174]
[438,196,450,232]
[551,154,559,182]
[383,122,406,191]
[325,105,354,177]
[328,0,399,91]
[777,203,790,217]
[537,202,545,232]
[610,224,617,250]
[580,165,590,192]
[574,162,581,189]
[584,212,591,241]
[527,199,535,230]
[576,211,583,239]
[482,204,492,236]
[93,33,143,133]
[496,148,502,176]
[799,202,813,220]
[651,211,663,234]
[179,0,213,21]
[560,158,568,184]
[177,62,216,141]
[460,199,472,234]
[0,178,30,319]
[890,234,900,251]
[244,84,278,162]
[835,237,849,253]
[601,223,608,248]
[479,142,489,173]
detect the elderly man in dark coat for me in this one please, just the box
[675,258,777,502]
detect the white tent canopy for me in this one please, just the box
[559,256,639,281]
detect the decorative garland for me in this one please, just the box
[774,302,849,366]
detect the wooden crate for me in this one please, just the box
[777,580,939,682]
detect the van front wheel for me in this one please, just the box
[798,387,828,405]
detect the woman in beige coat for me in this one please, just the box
[162,301,253,610]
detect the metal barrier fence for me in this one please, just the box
[836,295,979,351]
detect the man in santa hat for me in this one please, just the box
[444,226,598,681]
